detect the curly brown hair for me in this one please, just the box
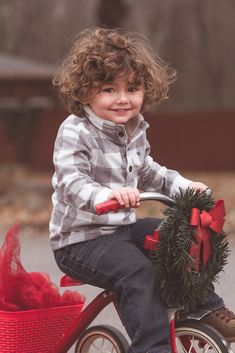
[53,27,176,116]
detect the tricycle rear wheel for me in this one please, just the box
[74,324,129,353]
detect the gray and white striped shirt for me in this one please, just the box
[49,106,190,250]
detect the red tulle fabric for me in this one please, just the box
[0,225,85,311]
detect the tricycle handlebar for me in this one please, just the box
[95,192,174,215]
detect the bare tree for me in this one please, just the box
[0,0,98,62]
[0,0,234,111]
[97,0,129,27]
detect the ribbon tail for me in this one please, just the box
[202,229,211,269]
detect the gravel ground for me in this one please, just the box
[0,164,235,239]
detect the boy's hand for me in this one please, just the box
[188,181,208,192]
[109,187,140,208]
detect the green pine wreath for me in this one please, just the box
[149,188,230,312]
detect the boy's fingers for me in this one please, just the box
[120,192,130,208]
[126,189,140,207]
[109,192,123,205]
[109,188,140,208]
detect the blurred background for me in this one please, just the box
[0,2,235,349]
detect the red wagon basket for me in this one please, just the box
[0,303,84,353]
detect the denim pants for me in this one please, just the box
[54,218,224,353]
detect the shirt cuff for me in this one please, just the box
[170,176,192,195]
[92,188,112,207]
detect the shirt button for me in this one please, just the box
[119,131,124,137]
[129,166,133,172]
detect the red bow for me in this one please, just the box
[189,200,225,272]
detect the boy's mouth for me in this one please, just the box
[111,108,131,112]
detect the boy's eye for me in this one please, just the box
[128,86,138,92]
[101,87,114,93]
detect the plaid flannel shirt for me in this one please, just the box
[49,106,190,250]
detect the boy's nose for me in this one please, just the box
[116,91,129,103]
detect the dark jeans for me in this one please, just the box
[54,218,224,353]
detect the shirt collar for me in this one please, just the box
[84,105,149,143]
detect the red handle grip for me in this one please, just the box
[96,199,124,215]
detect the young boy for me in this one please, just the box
[50,28,235,353]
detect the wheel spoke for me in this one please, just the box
[203,343,212,353]
[176,337,189,353]
[87,337,119,353]
[91,341,103,353]
[188,335,195,353]
[176,335,196,353]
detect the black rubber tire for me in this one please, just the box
[74,324,129,353]
[175,320,231,353]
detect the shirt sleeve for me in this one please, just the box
[137,140,191,196]
[52,120,111,212]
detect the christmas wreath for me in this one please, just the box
[149,188,230,312]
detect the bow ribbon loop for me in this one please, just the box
[189,200,225,272]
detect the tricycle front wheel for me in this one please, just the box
[175,320,231,353]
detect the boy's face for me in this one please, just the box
[88,75,144,124]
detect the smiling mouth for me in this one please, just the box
[111,108,131,112]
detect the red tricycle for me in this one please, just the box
[0,192,231,353]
